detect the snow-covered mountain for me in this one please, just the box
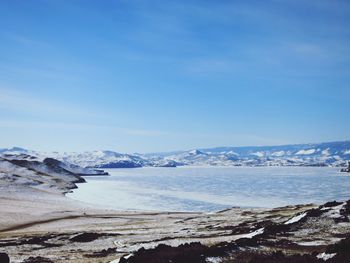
[0,150,108,175]
[167,141,350,167]
[51,150,148,168]
[1,141,349,168]
[0,153,108,194]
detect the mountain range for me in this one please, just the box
[1,141,349,169]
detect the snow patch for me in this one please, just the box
[124,254,133,259]
[284,212,307,225]
[206,257,222,263]
[298,240,327,246]
[227,151,239,156]
[271,151,285,157]
[296,149,316,155]
[251,152,264,158]
[188,149,204,155]
[322,149,330,156]
[113,254,133,263]
[241,227,264,238]
[323,203,345,219]
[317,252,336,261]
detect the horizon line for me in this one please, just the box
[2,139,350,155]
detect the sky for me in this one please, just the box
[0,0,349,153]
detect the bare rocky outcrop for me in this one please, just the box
[0,253,9,263]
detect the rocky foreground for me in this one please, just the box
[1,198,350,263]
[0,155,350,262]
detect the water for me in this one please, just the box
[67,166,350,212]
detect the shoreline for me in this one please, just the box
[1,161,350,262]
[2,184,350,263]
[67,166,346,213]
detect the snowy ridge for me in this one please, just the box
[1,141,349,168]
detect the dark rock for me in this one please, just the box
[0,253,9,263]
[70,232,102,243]
[119,241,239,263]
[262,238,304,249]
[95,161,142,168]
[1,237,38,247]
[235,237,259,247]
[22,256,54,263]
[320,201,343,209]
[91,169,109,175]
[84,247,116,258]
[119,242,213,263]
[248,251,320,263]
[340,200,350,217]
[211,241,237,251]
[264,222,291,236]
[306,208,323,218]
[0,234,62,248]
[24,236,52,245]
[325,235,350,262]
[340,161,350,173]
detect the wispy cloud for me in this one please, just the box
[0,118,290,149]
[0,87,97,118]
[0,87,177,138]
[0,119,172,138]
[7,33,51,49]
[0,65,77,80]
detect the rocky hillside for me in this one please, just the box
[118,200,350,263]
[1,199,350,262]
[0,154,108,194]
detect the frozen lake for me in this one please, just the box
[67,166,350,212]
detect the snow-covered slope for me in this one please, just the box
[155,141,350,167]
[0,155,83,193]
[1,141,349,168]
[51,151,149,168]
[0,153,111,194]
[1,151,108,175]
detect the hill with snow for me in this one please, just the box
[1,141,349,168]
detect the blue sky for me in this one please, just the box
[0,0,349,153]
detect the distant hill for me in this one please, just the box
[1,141,349,168]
